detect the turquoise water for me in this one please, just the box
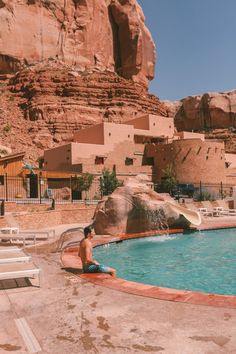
[93,229,236,295]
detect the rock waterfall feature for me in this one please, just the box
[93,176,201,236]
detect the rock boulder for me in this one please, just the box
[93,176,197,236]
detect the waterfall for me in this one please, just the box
[146,207,169,235]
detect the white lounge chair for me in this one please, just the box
[215,200,236,215]
[0,227,19,234]
[0,233,36,247]
[0,246,21,252]
[198,207,214,217]
[0,249,31,264]
[200,201,221,216]
[0,262,41,287]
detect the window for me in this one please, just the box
[95,156,105,165]
[125,158,134,166]
[109,132,111,136]
[144,157,154,166]
[0,175,4,185]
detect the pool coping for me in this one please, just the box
[61,227,236,309]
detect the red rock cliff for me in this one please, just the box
[164,91,236,153]
[164,90,236,131]
[0,0,155,87]
[0,0,168,163]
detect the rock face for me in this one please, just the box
[164,90,236,131]
[0,63,167,162]
[0,0,168,162]
[93,176,192,236]
[0,0,155,87]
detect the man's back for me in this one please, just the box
[79,238,92,267]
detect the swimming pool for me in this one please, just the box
[93,229,236,296]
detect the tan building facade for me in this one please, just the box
[43,114,233,187]
[44,114,174,178]
[146,139,226,184]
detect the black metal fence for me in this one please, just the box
[0,175,101,203]
[0,175,234,204]
[154,181,234,200]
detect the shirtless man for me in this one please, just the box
[79,226,116,277]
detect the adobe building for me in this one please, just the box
[44,114,174,178]
[43,114,236,188]
[145,139,226,184]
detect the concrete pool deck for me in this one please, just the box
[1,216,236,353]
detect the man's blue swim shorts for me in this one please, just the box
[83,264,110,274]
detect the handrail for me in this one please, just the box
[56,227,84,253]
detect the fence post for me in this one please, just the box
[39,174,42,204]
[51,198,55,210]
[0,199,5,216]
[70,176,73,203]
[5,173,8,201]
[220,181,223,199]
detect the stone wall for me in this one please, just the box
[0,205,96,229]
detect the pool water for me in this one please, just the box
[93,229,236,295]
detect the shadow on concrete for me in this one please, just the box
[0,277,32,290]
[61,267,83,275]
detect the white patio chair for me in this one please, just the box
[198,207,214,217]
[215,200,236,215]
[0,262,41,287]
[0,249,32,264]
[0,233,36,248]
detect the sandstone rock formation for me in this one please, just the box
[0,63,167,162]
[164,90,236,131]
[0,0,169,162]
[93,176,199,236]
[0,0,155,87]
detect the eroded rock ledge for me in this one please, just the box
[0,63,167,162]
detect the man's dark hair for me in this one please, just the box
[84,226,92,238]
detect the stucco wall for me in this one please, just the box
[147,139,226,184]
[74,124,104,145]
[127,114,174,138]
[44,144,72,171]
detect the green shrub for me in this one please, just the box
[72,173,94,198]
[193,190,216,201]
[160,164,177,194]
[99,168,123,196]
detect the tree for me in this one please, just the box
[161,164,177,195]
[99,168,122,196]
[72,173,94,199]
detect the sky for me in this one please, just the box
[138,0,236,101]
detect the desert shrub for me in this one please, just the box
[193,190,216,201]
[160,164,177,194]
[99,168,123,196]
[72,173,94,199]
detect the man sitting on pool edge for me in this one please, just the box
[79,226,116,277]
